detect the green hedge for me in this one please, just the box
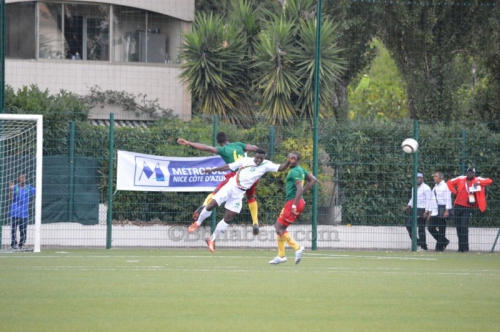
[321,119,500,227]
[36,117,500,227]
[70,118,314,224]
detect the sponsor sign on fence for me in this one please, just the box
[117,150,228,192]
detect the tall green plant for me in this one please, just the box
[253,0,346,124]
[228,0,261,58]
[252,18,299,124]
[181,0,345,125]
[295,19,345,119]
[179,13,252,124]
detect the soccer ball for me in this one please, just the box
[401,138,418,154]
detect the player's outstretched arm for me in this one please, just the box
[202,164,231,174]
[277,158,291,172]
[177,138,217,154]
[244,144,259,152]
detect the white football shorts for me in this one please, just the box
[212,183,246,213]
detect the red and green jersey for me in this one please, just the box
[216,142,247,164]
[285,166,309,201]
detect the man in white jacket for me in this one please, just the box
[426,171,453,251]
[402,172,432,250]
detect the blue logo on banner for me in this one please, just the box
[139,162,165,182]
[155,164,165,181]
[131,154,228,189]
[134,157,171,187]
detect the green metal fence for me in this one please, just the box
[1,114,499,252]
[2,0,500,253]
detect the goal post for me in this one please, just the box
[0,114,43,252]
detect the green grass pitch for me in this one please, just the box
[1,249,499,331]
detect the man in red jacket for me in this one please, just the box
[447,167,493,252]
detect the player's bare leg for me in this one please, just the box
[188,199,219,233]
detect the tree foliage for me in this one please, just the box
[322,0,379,120]
[179,12,253,124]
[348,39,408,120]
[375,1,499,121]
[182,0,346,125]
[320,119,500,227]
[5,84,89,155]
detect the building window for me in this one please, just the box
[5,2,36,59]
[38,2,63,59]
[112,6,182,63]
[7,1,182,64]
[39,2,110,61]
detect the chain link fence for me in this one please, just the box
[2,115,499,252]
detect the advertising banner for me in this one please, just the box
[117,150,228,192]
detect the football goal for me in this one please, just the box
[0,114,43,252]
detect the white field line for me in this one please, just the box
[2,265,500,276]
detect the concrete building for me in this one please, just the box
[5,0,194,121]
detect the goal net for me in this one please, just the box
[0,114,43,252]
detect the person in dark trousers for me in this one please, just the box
[402,172,431,251]
[427,171,452,252]
[10,174,36,249]
[447,167,492,252]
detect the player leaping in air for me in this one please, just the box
[177,132,262,235]
[197,148,290,253]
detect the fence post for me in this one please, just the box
[211,115,218,233]
[491,230,500,253]
[269,126,275,159]
[411,120,420,252]
[68,121,75,222]
[0,0,4,113]
[311,0,323,251]
[461,129,466,174]
[0,0,5,248]
[106,113,115,249]
[0,122,3,248]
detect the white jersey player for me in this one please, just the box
[194,148,290,253]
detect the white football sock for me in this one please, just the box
[210,220,229,241]
[196,207,212,226]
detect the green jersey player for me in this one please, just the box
[269,152,317,265]
[177,132,262,235]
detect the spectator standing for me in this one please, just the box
[427,171,453,252]
[9,174,36,249]
[402,172,432,251]
[447,167,493,252]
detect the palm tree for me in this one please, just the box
[179,12,252,124]
[294,19,345,120]
[180,0,346,125]
[253,0,345,124]
[252,18,300,124]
